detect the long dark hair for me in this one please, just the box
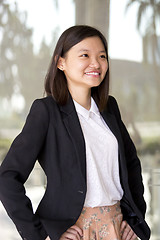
[44,25,110,112]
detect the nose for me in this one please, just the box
[89,57,100,68]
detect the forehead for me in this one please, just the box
[71,36,105,52]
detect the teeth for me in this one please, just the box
[85,72,100,76]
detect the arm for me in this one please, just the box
[0,99,49,240]
[108,96,146,217]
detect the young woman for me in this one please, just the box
[0,25,150,240]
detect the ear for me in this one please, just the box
[57,56,65,71]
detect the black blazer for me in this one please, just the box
[0,95,150,240]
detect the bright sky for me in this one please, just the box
[109,0,142,62]
[10,0,75,50]
[8,0,142,62]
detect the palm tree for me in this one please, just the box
[126,0,160,115]
[126,0,160,65]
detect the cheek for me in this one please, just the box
[101,64,108,78]
[68,60,84,71]
[103,63,108,73]
[77,61,88,69]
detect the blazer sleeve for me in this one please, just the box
[0,99,49,240]
[108,96,146,218]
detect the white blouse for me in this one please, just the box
[73,98,123,207]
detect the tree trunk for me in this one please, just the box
[74,0,110,41]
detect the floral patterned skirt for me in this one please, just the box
[76,202,123,240]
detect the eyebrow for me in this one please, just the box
[78,49,106,53]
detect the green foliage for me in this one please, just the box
[0,138,11,150]
[126,0,160,35]
[0,111,24,128]
[126,0,160,64]
[137,137,160,155]
[124,0,160,115]
[0,0,58,115]
[0,1,33,98]
[0,138,11,162]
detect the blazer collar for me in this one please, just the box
[59,94,123,153]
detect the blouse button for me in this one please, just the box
[78,190,83,194]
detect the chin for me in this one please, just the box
[89,80,102,88]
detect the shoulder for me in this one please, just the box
[29,96,58,114]
[106,95,120,113]
[25,96,59,126]
[28,96,64,127]
[107,95,118,106]
[32,96,57,107]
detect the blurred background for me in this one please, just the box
[0,0,160,239]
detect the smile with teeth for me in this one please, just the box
[85,72,100,76]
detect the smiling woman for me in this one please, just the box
[0,25,150,240]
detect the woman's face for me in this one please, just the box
[58,36,108,93]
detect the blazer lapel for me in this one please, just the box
[101,111,122,143]
[59,97,86,185]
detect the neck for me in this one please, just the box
[69,87,91,110]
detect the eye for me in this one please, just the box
[100,54,107,59]
[80,54,89,57]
